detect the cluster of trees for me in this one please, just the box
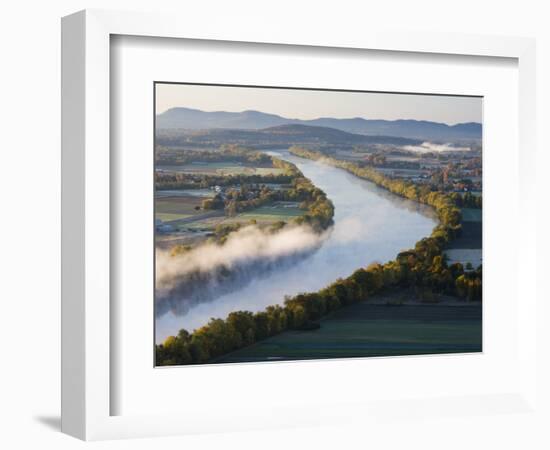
[200,194,225,210]
[175,152,334,232]
[455,270,483,301]
[361,151,421,170]
[283,176,334,231]
[156,171,295,190]
[155,144,273,166]
[199,179,333,240]
[218,178,334,231]
[155,145,482,366]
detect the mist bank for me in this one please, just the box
[403,142,472,153]
[156,224,330,317]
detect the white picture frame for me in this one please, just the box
[61,9,538,441]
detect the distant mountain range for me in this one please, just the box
[156,107,482,141]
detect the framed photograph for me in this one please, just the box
[153,83,483,366]
[62,9,537,441]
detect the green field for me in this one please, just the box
[157,202,305,231]
[156,189,213,198]
[445,249,482,267]
[178,216,225,231]
[461,208,482,222]
[445,208,482,250]
[156,212,194,222]
[448,222,482,249]
[212,302,482,363]
[221,204,304,225]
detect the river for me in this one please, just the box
[155,150,437,343]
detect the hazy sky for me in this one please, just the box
[155,83,482,125]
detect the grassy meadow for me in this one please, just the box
[155,195,205,222]
[212,301,482,363]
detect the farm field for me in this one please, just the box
[178,215,225,231]
[179,203,305,229]
[156,162,285,176]
[444,207,482,264]
[155,195,204,222]
[156,189,214,198]
[445,249,482,267]
[448,221,482,249]
[221,203,304,225]
[155,231,213,250]
[156,201,305,239]
[446,207,482,249]
[213,301,482,363]
[461,208,482,222]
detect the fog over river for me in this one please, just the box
[155,150,437,343]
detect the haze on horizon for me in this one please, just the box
[156,83,482,126]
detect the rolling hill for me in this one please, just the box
[156,107,482,141]
[156,123,423,148]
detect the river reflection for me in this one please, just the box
[155,150,437,342]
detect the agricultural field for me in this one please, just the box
[160,203,305,230]
[177,215,226,231]
[221,202,304,225]
[155,230,214,251]
[155,195,205,222]
[155,199,305,251]
[452,208,482,249]
[156,162,285,176]
[212,300,482,363]
[445,248,482,267]
[461,208,482,222]
[444,207,482,265]
[156,188,214,198]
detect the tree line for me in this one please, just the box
[156,171,296,190]
[449,191,482,209]
[155,144,273,166]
